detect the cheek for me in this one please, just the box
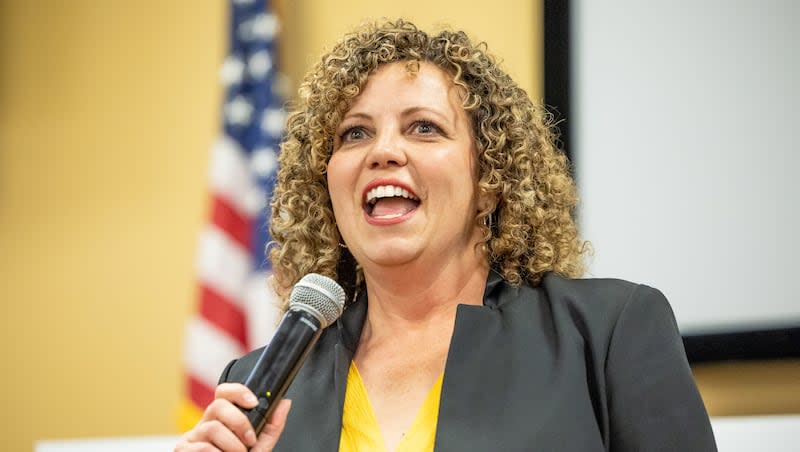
[326,153,342,180]
[326,155,356,212]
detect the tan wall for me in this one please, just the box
[0,1,796,451]
[277,0,542,100]
[0,2,224,450]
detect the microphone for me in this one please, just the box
[240,273,345,434]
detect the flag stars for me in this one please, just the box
[248,50,273,80]
[238,13,278,42]
[225,96,254,126]
[251,147,278,178]
[261,109,286,137]
[220,56,245,86]
[251,14,279,40]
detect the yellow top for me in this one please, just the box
[339,362,443,452]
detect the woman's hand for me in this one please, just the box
[175,383,292,452]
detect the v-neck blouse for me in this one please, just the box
[339,362,443,452]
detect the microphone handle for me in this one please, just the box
[240,309,323,434]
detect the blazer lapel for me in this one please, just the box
[434,271,522,452]
[434,272,505,452]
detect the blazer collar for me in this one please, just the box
[483,269,506,308]
[337,287,367,353]
[337,268,507,351]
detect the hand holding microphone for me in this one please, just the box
[175,384,291,452]
[176,274,345,452]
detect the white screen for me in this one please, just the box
[572,0,800,333]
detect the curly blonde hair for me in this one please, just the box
[269,19,586,306]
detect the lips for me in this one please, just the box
[362,181,420,219]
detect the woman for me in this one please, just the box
[177,20,717,452]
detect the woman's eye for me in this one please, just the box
[341,127,366,142]
[413,121,439,135]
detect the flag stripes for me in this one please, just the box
[210,195,252,251]
[199,285,249,349]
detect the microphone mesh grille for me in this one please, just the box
[289,273,345,328]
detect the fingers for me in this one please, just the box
[201,398,259,447]
[212,383,259,410]
[178,384,260,451]
[182,418,249,451]
[251,399,292,452]
[208,383,260,446]
[176,384,291,452]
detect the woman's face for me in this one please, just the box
[327,61,486,272]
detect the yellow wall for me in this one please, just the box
[0,2,224,450]
[1,1,797,451]
[277,0,542,99]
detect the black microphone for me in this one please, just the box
[240,273,345,434]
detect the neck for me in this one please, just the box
[359,246,490,341]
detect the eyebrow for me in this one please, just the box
[339,112,372,124]
[340,106,456,129]
[402,106,453,127]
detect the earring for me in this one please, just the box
[339,242,348,249]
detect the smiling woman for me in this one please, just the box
[177,19,718,452]
[327,61,486,275]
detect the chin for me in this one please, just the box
[358,241,423,269]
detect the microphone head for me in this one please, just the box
[289,273,345,328]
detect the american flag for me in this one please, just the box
[179,0,285,429]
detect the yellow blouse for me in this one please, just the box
[339,362,443,452]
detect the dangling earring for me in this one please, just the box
[483,213,494,234]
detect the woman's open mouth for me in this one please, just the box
[364,184,421,220]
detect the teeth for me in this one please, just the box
[366,184,420,204]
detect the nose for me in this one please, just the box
[366,129,407,169]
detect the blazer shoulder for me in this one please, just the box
[536,273,673,341]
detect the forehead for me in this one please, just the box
[345,61,465,117]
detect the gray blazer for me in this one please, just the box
[221,272,717,451]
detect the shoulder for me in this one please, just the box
[494,272,682,370]
[517,272,675,338]
[541,272,668,312]
[493,274,717,449]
